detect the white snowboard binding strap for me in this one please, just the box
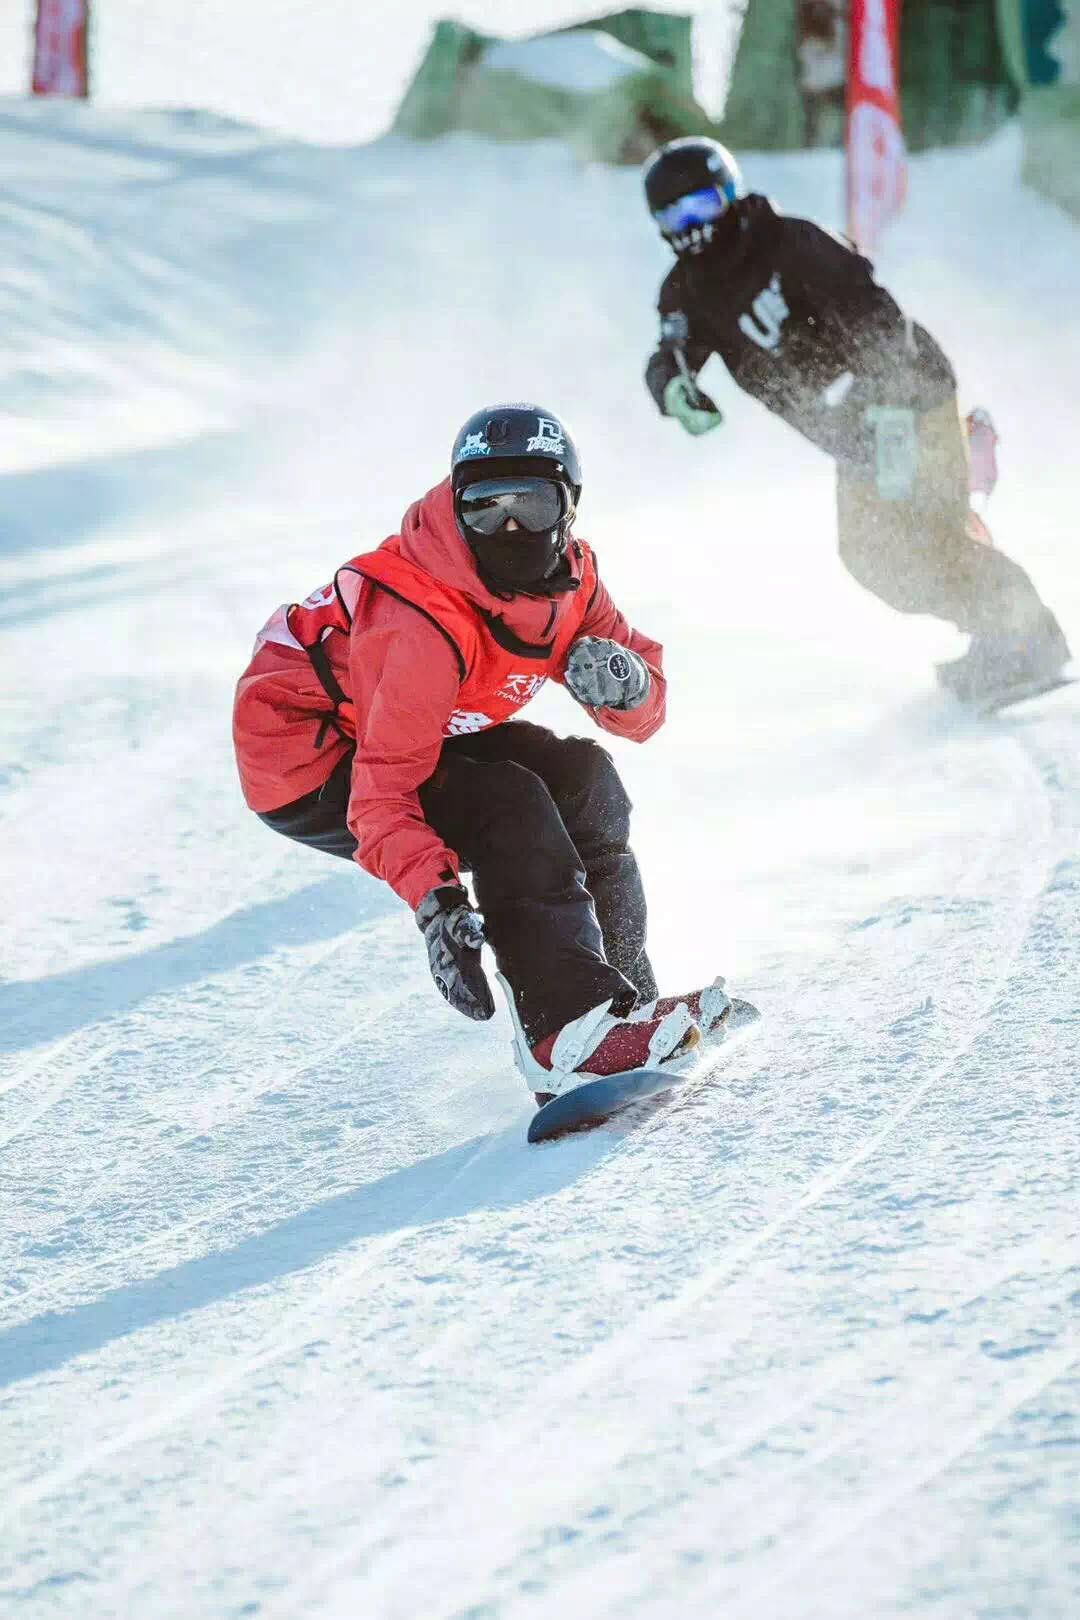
[496,973,699,1097]
[631,977,732,1038]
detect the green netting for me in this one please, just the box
[719,3,804,150]
[996,0,1031,88]
[583,67,723,162]
[392,20,494,140]
[1021,0,1071,83]
[563,8,697,96]
[721,0,1020,152]
[900,0,1020,149]
[390,9,718,160]
[452,67,580,143]
[1022,83,1080,216]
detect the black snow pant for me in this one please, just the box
[836,397,1048,636]
[257,720,657,1045]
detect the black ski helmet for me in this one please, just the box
[449,404,582,595]
[643,137,741,255]
[450,403,582,504]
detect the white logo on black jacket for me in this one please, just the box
[738,274,790,352]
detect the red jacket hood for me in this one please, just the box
[384,478,587,643]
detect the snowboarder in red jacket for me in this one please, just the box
[233,403,730,1102]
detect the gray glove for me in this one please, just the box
[663,373,723,436]
[415,885,495,1021]
[564,637,651,712]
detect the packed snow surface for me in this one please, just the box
[1,98,1078,1619]
[482,32,653,93]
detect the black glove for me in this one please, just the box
[415,885,495,1021]
[564,637,651,712]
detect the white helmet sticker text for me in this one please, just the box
[526,416,566,456]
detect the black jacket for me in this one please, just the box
[646,194,956,466]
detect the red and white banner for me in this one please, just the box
[846,0,906,255]
[32,0,90,98]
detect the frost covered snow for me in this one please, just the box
[1,94,1078,1619]
[482,32,652,94]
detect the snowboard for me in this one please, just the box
[527,997,761,1144]
[974,674,1076,717]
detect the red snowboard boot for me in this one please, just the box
[530,996,703,1106]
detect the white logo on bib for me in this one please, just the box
[738,274,790,352]
[498,673,547,703]
[446,710,494,735]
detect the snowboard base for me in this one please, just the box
[527,997,761,1144]
[974,674,1076,716]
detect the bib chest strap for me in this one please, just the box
[306,636,354,748]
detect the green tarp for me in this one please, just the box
[1022,82,1080,217]
[721,0,1020,152]
[392,10,720,164]
[1022,1,1070,82]
[1016,3,1080,219]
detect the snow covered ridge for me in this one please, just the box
[482,30,654,93]
[2,100,1079,1618]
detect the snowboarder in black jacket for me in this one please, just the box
[642,137,1070,706]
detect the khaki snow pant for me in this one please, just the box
[836,396,1045,636]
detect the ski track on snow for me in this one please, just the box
[6,708,1078,1620]
[2,112,1079,1620]
[134,715,1079,1619]
[1,920,414,1307]
[7,706,1077,1620]
[1,727,1040,1439]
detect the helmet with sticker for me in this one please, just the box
[643,137,742,256]
[449,404,583,594]
[450,403,582,503]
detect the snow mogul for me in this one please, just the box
[233,403,732,1111]
[642,137,1071,708]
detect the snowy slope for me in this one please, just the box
[1,96,1078,1619]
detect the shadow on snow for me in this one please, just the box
[0,873,394,1054]
[0,431,249,562]
[0,1123,602,1389]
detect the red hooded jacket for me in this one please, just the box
[233,479,666,910]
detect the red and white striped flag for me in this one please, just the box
[846,0,906,255]
[32,0,90,98]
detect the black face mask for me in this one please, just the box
[468,527,567,592]
[456,476,575,595]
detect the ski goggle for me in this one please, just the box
[457,477,569,537]
[653,186,731,236]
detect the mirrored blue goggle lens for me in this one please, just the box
[653,186,729,235]
[458,478,566,537]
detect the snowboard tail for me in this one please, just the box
[973,673,1076,716]
[527,997,761,1144]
